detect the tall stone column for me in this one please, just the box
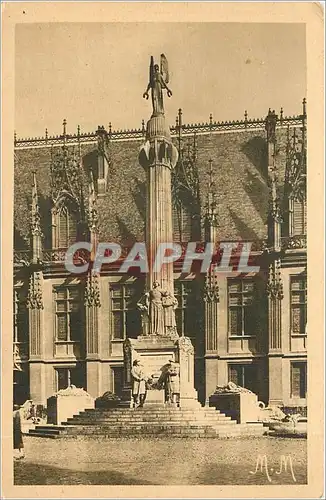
[265,109,284,405]
[139,115,178,293]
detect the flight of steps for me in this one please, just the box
[28,405,265,439]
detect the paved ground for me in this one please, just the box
[14,435,307,485]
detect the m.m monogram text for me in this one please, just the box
[250,455,297,482]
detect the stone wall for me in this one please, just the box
[14,125,293,249]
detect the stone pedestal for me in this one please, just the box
[209,391,260,423]
[47,386,94,425]
[177,337,200,408]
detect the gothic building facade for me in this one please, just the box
[13,102,307,411]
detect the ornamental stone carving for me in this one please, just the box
[177,336,194,356]
[26,272,44,309]
[203,270,220,303]
[266,261,284,300]
[84,273,101,307]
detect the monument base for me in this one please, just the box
[122,335,199,408]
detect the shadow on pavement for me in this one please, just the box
[14,461,154,485]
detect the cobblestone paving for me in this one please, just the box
[14,435,307,485]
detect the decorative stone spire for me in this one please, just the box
[87,171,99,261]
[265,108,281,251]
[30,171,43,264]
[203,159,218,243]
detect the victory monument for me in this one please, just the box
[121,55,199,409]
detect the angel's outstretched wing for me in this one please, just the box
[160,53,169,84]
[149,56,155,86]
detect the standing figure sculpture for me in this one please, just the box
[143,54,172,117]
[158,360,180,405]
[162,292,178,338]
[137,293,150,336]
[148,281,166,335]
[131,359,148,408]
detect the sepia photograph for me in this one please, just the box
[2,2,324,497]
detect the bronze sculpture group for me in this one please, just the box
[131,358,180,408]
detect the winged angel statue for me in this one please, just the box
[143,54,172,116]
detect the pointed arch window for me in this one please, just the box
[289,197,307,236]
[52,197,80,249]
[172,205,192,243]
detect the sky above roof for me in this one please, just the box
[15,22,306,138]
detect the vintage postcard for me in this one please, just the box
[1,2,324,498]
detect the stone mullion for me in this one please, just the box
[29,308,42,357]
[85,305,99,358]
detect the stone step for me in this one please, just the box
[28,430,60,439]
[83,408,220,415]
[67,414,231,423]
[64,417,235,427]
[29,422,264,439]
[34,425,68,431]
[29,427,64,435]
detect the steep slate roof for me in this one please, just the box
[14,112,303,250]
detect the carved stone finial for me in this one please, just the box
[31,171,43,237]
